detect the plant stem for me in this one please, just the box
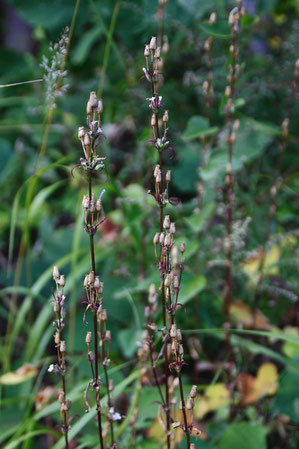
[178,376,190,449]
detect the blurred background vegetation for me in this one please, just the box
[0,0,299,448]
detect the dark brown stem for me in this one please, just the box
[178,376,190,449]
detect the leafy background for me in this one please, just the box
[0,0,299,448]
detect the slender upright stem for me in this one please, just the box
[178,376,191,449]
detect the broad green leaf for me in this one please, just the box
[179,275,206,305]
[184,202,215,233]
[182,115,218,140]
[219,422,268,449]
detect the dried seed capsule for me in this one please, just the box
[170,222,176,235]
[105,330,111,341]
[225,85,232,97]
[94,276,100,289]
[88,271,95,284]
[153,232,160,246]
[83,275,89,288]
[89,91,98,108]
[54,332,60,345]
[84,133,91,151]
[170,324,177,338]
[86,100,92,115]
[172,246,179,266]
[155,170,161,183]
[100,309,107,321]
[159,232,165,246]
[190,385,197,399]
[109,379,114,392]
[163,110,169,123]
[85,331,92,344]
[59,275,65,288]
[96,199,102,212]
[53,265,60,280]
[99,282,104,294]
[164,274,171,287]
[60,340,66,353]
[186,398,194,410]
[54,301,59,313]
[173,275,179,289]
[78,126,85,140]
[97,99,103,114]
[58,391,65,403]
[176,329,182,343]
[166,170,171,182]
[180,242,185,254]
[154,47,161,59]
[144,44,150,57]
[149,283,156,297]
[151,113,157,127]
[149,36,157,50]
[163,215,170,230]
[164,234,171,248]
[82,195,89,210]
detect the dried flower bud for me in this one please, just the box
[170,222,176,235]
[209,12,217,24]
[149,36,157,50]
[165,274,171,288]
[54,332,60,345]
[155,47,161,59]
[172,246,179,266]
[88,271,95,284]
[163,110,169,122]
[100,309,107,321]
[89,91,98,108]
[86,100,92,115]
[53,265,60,280]
[84,275,89,288]
[94,276,100,289]
[82,195,89,210]
[155,170,161,183]
[173,275,179,290]
[190,385,197,398]
[186,398,194,410]
[151,113,157,127]
[54,301,59,313]
[59,275,65,288]
[96,199,102,212]
[166,170,171,182]
[78,126,85,140]
[163,215,170,230]
[149,283,156,297]
[105,330,111,341]
[97,99,103,114]
[60,340,66,353]
[153,232,160,246]
[58,391,65,403]
[170,324,177,338]
[99,282,104,294]
[163,234,170,248]
[159,232,165,246]
[86,331,92,344]
[144,44,150,57]
[180,242,185,254]
[176,329,182,342]
[89,193,95,213]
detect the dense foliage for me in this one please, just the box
[0,1,298,448]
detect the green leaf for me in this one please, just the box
[184,202,215,233]
[179,275,206,305]
[182,115,218,140]
[72,27,102,65]
[200,21,231,39]
[273,355,299,422]
[219,422,268,449]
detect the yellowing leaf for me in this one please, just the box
[237,362,279,405]
[241,245,281,284]
[194,383,229,419]
[148,408,184,444]
[0,363,37,385]
[229,301,270,330]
